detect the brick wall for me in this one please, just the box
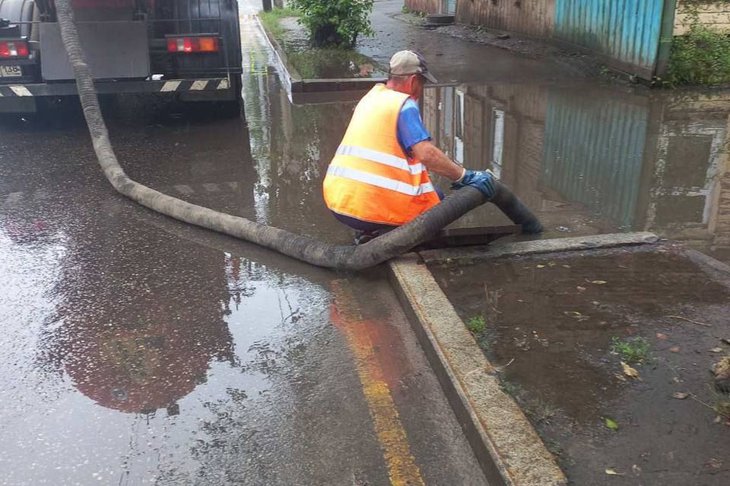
[675,0,730,35]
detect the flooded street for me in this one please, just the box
[0,4,486,485]
[1,0,730,484]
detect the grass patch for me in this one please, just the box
[499,379,524,398]
[466,315,486,334]
[259,7,300,40]
[666,24,730,86]
[287,49,379,78]
[524,399,558,425]
[610,336,650,364]
[716,398,730,418]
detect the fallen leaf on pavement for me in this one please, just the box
[656,333,668,340]
[536,264,546,268]
[670,346,681,353]
[710,347,723,353]
[672,392,689,400]
[622,361,640,379]
[591,280,608,285]
[605,468,623,476]
[605,417,619,431]
[576,286,586,292]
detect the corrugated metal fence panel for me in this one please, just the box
[456,0,555,37]
[542,90,649,228]
[405,0,441,15]
[554,0,665,77]
[445,0,457,15]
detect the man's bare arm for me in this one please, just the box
[411,141,465,182]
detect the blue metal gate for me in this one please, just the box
[554,0,666,78]
[444,0,456,15]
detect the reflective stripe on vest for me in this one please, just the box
[326,165,435,196]
[335,145,426,176]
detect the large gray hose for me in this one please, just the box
[53,0,542,271]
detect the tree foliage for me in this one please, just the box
[289,0,375,48]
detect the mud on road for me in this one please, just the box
[432,245,730,485]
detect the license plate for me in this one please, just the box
[0,66,22,78]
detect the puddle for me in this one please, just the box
[431,246,730,484]
[422,84,730,263]
[274,17,386,79]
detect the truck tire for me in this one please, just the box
[215,73,243,118]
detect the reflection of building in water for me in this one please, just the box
[645,96,730,251]
[423,85,730,251]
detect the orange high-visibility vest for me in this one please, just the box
[323,84,441,226]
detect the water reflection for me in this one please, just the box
[425,84,730,254]
[46,239,237,414]
[240,12,358,240]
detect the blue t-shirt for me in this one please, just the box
[396,99,431,155]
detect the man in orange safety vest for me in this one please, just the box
[323,50,496,243]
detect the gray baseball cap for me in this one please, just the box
[389,50,437,83]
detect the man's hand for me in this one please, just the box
[451,169,497,200]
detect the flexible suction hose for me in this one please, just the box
[54,0,542,271]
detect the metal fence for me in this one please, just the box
[406,0,677,79]
[554,0,667,79]
[456,0,555,37]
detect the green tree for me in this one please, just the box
[289,0,375,47]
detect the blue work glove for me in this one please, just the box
[451,169,497,200]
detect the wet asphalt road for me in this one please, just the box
[0,6,489,486]
[2,1,730,484]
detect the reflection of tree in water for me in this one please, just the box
[41,211,238,415]
[30,107,265,415]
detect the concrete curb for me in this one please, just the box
[253,16,386,97]
[684,249,730,283]
[418,232,660,264]
[388,255,567,486]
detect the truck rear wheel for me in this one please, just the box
[214,74,243,118]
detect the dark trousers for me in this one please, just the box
[332,212,397,234]
[331,188,445,234]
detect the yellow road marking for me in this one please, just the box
[332,280,425,486]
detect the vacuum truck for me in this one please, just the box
[0,0,242,113]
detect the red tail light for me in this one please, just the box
[167,36,219,54]
[0,40,29,58]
